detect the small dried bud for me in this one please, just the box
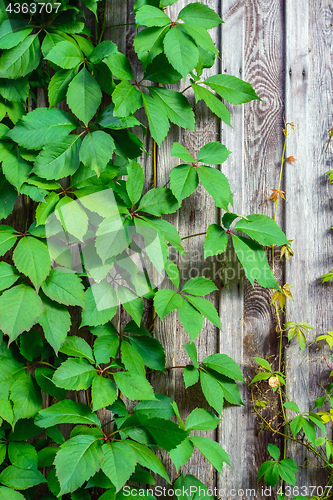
[268,376,279,388]
[287,156,296,163]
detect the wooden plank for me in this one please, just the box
[219,0,286,494]
[285,0,332,487]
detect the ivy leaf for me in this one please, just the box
[170,164,199,203]
[79,131,115,176]
[128,441,170,483]
[183,341,199,368]
[0,262,19,291]
[144,54,181,84]
[185,408,220,431]
[112,81,143,117]
[134,394,174,420]
[67,68,102,126]
[163,26,199,79]
[0,34,41,79]
[234,214,289,246]
[121,341,146,376]
[41,268,85,308]
[191,82,231,126]
[81,282,118,327]
[197,142,231,165]
[202,353,244,381]
[142,92,169,146]
[149,87,195,130]
[0,285,44,343]
[59,336,94,364]
[232,234,279,289]
[182,276,218,296]
[204,224,228,259]
[54,435,103,496]
[13,236,51,291]
[197,166,232,210]
[104,52,133,80]
[2,148,31,190]
[7,107,78,150]
[48,68,79,107]
[38,293,70,353]
[277,460,297,486]
[92,324,120,365]
[113,372,156,400]
[35,400,100,428]
[101,442,137,491]
[178,298,203,340]
[200,370,224,414]
[185,295,221,329]
[0,171,17,219]
[126,160,144,206]
[134,26,169,68]
[206,369,243,405]
[34,135,81,180]
[165,260,180,289]
[0,20,33,50]
[0,76,29,102]
[169,439,194,473]
[128,336,166,372]
[91,375,117,412]
[170,142,195,163]
[138,187,179,216]
[52,358,96,391]
[189,436,229,472]
[180,24,217,54]
[135,6,170,27]
[204,74,260,104]
[45,40,84,69]
[177,3,223,28]
[267,443,280,461]
[154,289,182,320]
[10,372,42,423]
[88,40,118,64]
[0,466,46,490]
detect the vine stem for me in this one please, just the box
[181,231,207,241]
[272,129,287,272]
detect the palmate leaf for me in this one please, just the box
[38,294,71,354]
[178,300,203,340]
[180,24,217,54]
[133,26,169,68]
[67,67,102,126]
[204,224,228,259]
[163,26,199,79]
[48,68,79,107]
[128,335,166,372]
[0,20,33,50]
[128,441,170,483]
[197,166,233,210]
[113,81,143,117]
[54,435,103,496]
[101,442,137,491]
[189,436,230,472]
[149,87,195,130]
[142,92,169,146]
[138,187,179,216]
[7,107,78,150]
[35,400,100,428]
[41,267,85,308]
[13,236,51,290]
[204,74,260,104]
[34,135,81,180]
[45,40,84,69]
[191,82,231,126]
[0,466,46,490]
[59,336,94,363]
[135,5,170,27]
[104,51,133,80]
[2,148,31,191]
[0,76,29,102]
[91,375,117,411]
[177,3,223,29]
[0,285,44,343]
[52,358,96,390]
[10,372,42,423]
[0,34,41,79]
[0,262,19,291]
[79,131,115,176]
[113,372,155,401]
[234,214,289,246]
[81,282,118,327]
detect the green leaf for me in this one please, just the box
[55,195,89,241]
[52,358,96,390]
[67,68,102,126]
[0,226,18,256]
[54,435,103,496]
[117,285,144,327]
[200,370,224,414]
[0,76,29,102]
[79,131,115,176]
[41,268,85,308]
[183,341,199,368]
[178,299,203,341]
[232,234,279,289]
[34,367,67,400]
[88,40,118,64]
[128,336,165,372]
[170,164,199,203]
[96,104,141,130]
[182,276,218,296]
[0,171,17,219]
[185,408,220,431]
[13,236,51,290]
[113,372,155,401]
[163,26,199,79]
[204,74,260,105]
[8,441,38,469]
[81,282,118,327]
[59,336,94,363]
[38,294,71,354]
[185,295,220,329]
[10,373,42,422]
[35,191,59,226]
[0,466,46,490]
[112,81,143,117]
[134,394,174,419]
[154,289,182,320]
[197,165,233,210]
[104,51,133,80]
[142,92,169,146]
[137,216,185,254]
[169,439,194,472]
[19,328,43,361]
[91,375,117,412]
[165,260,180,289]
[197,142,231,165]
[204,224,228,259]
[48,68,79,107]
[126,161,144,206]
[144,54,181,84]
[2,148,31,190]
[101,442,137,491]
[127,441,170,483]
[0,34,41,79]
[180,24,217,54]
[149,87,195,130]
[136,5,170,27]
[202,353,244,381]
[34,135,81,180]
[0,20,33,50]
[189,436,229,472]
[250,372,272,384]
[0,285,44,343]
[7,107,78,150]
[277,459,297,486]
[253,357,272,372]
[134,26,168,68]
[38,447,58,468]
[207,369,243,405]
[170,142,195,163]
[121,341,146,376]
[45,40,84,69]
[191,82,231,125]
[138,187,179,216]
[35,400,100,428]
[267,443,280,460]
[0,262,19,291]
[92,325,120,364]
[178,3,222,29]
[173,474,208,500]
[6,100,24,124]
[234,214,288,246]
